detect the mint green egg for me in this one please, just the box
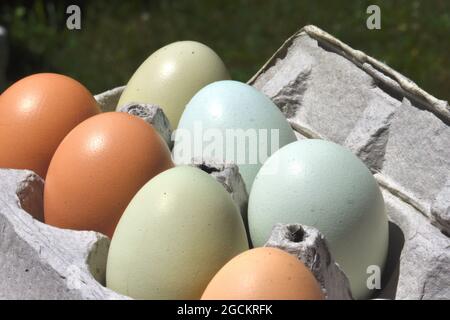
[248,139,389,299]
[106,166,249,299]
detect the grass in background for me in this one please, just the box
[1,0,449,103]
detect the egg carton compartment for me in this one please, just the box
[0,169,128,299]
[0,24,449,300]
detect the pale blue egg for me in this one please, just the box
[248,139,389,299]
[173,80,296,191]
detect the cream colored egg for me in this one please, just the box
[117,41,230,128]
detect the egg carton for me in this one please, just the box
[0,24,449,300]
[248,25,450,299]
[0,162,352,300]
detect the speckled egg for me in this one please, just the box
[248,139,388,299]
[173,80,296,191]
[117,41,230,128]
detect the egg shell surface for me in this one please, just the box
[106,166,249,300]
[201,247,324,300]
[44,112,173,237]
[117,41,230,128]
[173,80,296,191]
[248,139,389,299]
[0,73,100,178]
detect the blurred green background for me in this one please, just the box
[1,0,449,101]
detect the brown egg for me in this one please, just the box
[44,112,174,237]
[201,247,325,300]
[0,73,100,178]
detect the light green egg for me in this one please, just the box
[248,139,389,300]
[117,41,230,129]
[106,166,249,300]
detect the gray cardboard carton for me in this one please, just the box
[1,25,448,300]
